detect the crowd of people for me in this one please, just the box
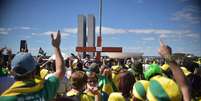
[0,31,201,101]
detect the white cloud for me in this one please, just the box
[32,31,70,37]
[142,37,155,41]
[31,26,200,39]
[32,31,56,36]
[0,28,12,35]
[0,31,8,35]
[23,35,31,39]
[124,47,144,52]
[96,26,127,34]
[62,27,127,35]
[171,5,201,24]
[0,28,12,31]
[19,26,31,30]
[95,26,195,37]
[97,27,199,39]
[29,48,39,51]
[128,29,177,34]
[185,33,200,38]
[32,27,99,37]
[63,28,77,33]
[0,26,32,35]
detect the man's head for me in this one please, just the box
[11,52,38,80]
[118,71,135,98]
[88,62,99,73]
[86,72,98,87]
[70,71,87,91]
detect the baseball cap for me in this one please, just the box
[11,52,38,76]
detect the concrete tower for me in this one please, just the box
[87,15,96,58]
[77,15,87,58]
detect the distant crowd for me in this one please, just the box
[0,31,201,101]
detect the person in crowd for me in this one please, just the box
[180,60,201,100]
[108,92,126,101]
[160,63,173,78]
[66,70,101,101]
[0,48,15,95]
[108,71,135,101]
[111,65,121,91]
[142,59,150,73]
[100,64,118,92]
[158,40,190,101]
[130,62,144,81]
[161,59,201,100]
[85,72,107,101]
[183,58,200,73]
[125,58,132,68]
[87,62,115,95]
[143,61,183,101]
[0,30,65,101]
[132,80,149,101]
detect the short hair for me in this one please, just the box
[70,71,87,90]
[118,71,135,98]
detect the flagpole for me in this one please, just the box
[99,0,102,37]
[96,0,102,60]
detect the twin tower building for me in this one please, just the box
[77,15,96,58]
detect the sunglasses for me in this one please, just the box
[87,80,98,83]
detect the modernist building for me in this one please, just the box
[77,15,87,57]
[87,15,96,58]
[77,15,96,58]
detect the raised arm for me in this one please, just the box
[51,30,65,80]
[158,40,190,101]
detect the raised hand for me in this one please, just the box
[50,30,65,79]
[159,40,191,101]
[158,39,172,58]
[51,30,61,48]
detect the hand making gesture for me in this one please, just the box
[51,30,61,48]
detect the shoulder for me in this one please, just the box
[0,96,17,101]
[80,93,94,101]
[108,92,126,101]
[45,74,60,84]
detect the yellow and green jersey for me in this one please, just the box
[0,75,59,101]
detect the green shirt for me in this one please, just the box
[0,75,59,101]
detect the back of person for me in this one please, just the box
[66,71,95,101]
[1,31,65,101]
[0,74,59,101]
[108,92,130,101]
[132,80,149,101]
[147,75,182,101]
[67,90,94,101]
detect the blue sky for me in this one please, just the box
[0,0,201,56]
